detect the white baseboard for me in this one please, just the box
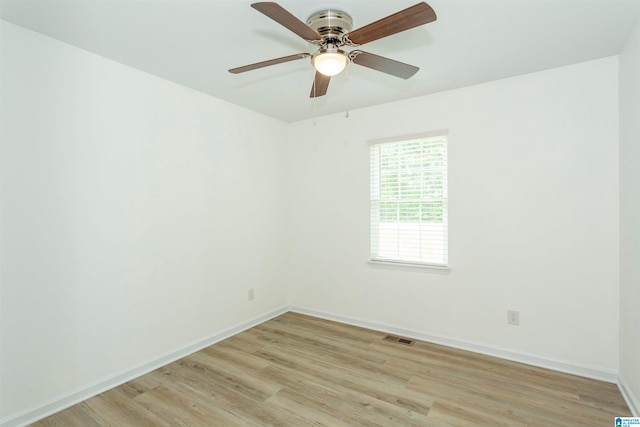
[619,375,640,416]
[0,306,289,427]
[290,305,619,383]
[3,305,631,426]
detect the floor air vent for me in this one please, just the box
[383,335,415,346]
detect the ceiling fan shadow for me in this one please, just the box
[252,29,310,52]
[347,64,421,93]
[230,67,311,91]
[362,27,435,56]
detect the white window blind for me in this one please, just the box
[370,132,448,267]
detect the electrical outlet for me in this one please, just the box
[248,288,255,301]
[508,310,520,326]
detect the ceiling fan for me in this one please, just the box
[229,2,437,98]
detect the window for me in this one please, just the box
[369,131,448,268]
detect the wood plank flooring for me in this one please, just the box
[31,312,631,426]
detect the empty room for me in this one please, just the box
[1,0,639,425]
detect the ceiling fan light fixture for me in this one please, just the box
[312,47,348,76]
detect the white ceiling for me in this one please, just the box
[2,0,639,122]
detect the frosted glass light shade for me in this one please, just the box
[313,50,348,76]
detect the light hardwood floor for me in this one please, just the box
[31,312,630,426]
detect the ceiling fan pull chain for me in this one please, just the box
[313,74,317,126]
[345,65,350,119]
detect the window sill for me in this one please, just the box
[367,260,451,274]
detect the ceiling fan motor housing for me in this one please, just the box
[306,9,353,44]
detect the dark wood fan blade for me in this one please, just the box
[351,51,419,79]
[229,53,309,74]
[347,2,436,46]
[310,72,330,98]
[252,2,322,41]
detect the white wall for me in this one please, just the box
[288,57,620,378]
[0,21,289,423]
[619,19,640,415]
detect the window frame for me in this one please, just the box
[368,130,450,272]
